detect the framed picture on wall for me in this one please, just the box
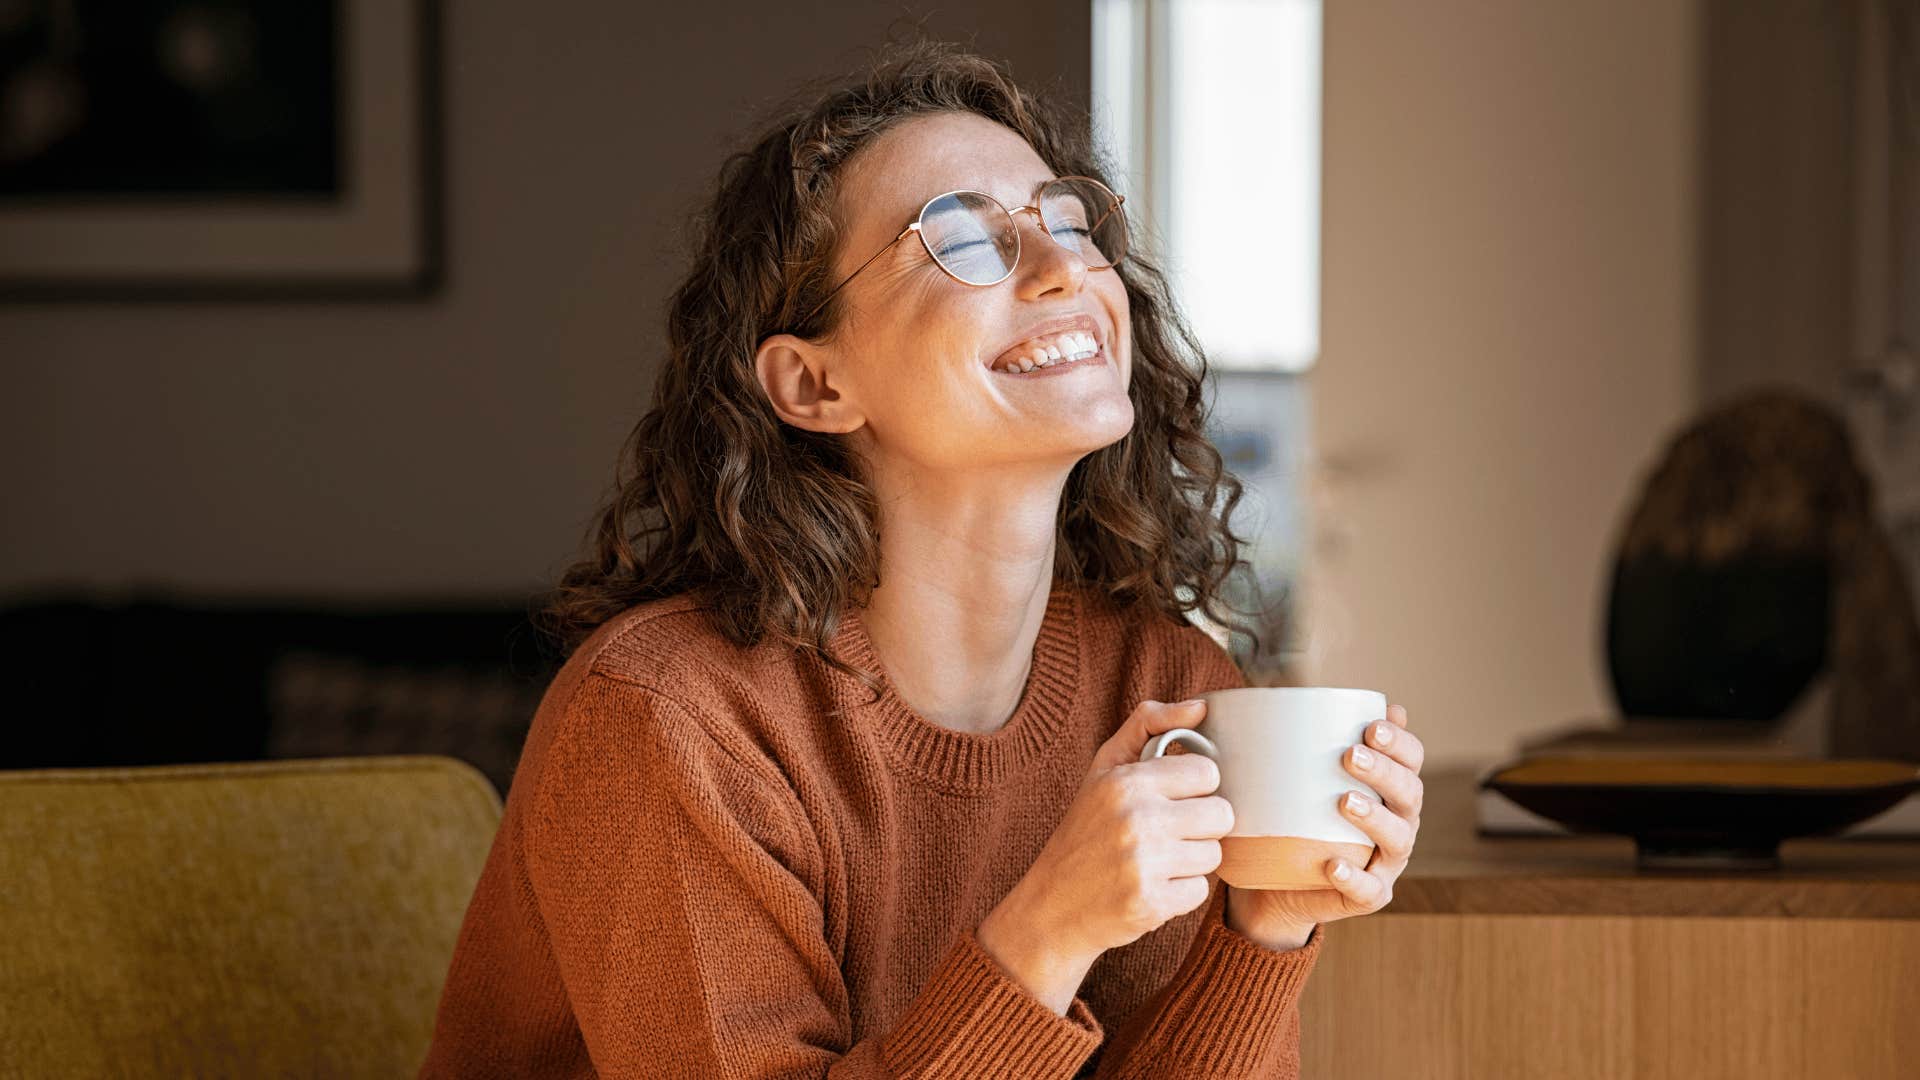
[0,0,442,301]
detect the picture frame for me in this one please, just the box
[0,0,442,301]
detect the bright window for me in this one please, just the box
[1093,0,1321,671]
[1092,0,1322,373]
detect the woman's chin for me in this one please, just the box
[1070,400,1136,447]
[1008,412,1136,463]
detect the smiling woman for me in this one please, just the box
[418,34,1422,1080]
[535,46,1265,684]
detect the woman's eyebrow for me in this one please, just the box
[909,177,1059,214]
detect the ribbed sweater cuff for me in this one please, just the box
[1114,889,1323,1077]
[879,930,1103,1079]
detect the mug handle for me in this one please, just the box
[1139,728,1220,762]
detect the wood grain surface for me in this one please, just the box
[1292,766,1920,1077]
[1299,915,1918,1079]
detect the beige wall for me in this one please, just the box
[1307,0,1701,767]
[0,2,1090,599]
[1698,0,1860,408]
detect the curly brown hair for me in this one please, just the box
[538,36,1275,703]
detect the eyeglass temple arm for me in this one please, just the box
[799,223,920,327]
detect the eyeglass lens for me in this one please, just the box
[920,179,1128,286]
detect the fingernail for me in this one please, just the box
[1351,745,1374,770]
[1344,791,1372,816]
[1374,722,1394,746]
[1332,861,1352,881]
[1179,699,1205,707]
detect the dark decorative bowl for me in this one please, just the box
[1480,757,1920,869]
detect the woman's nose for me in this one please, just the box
[1012,211,1087,298]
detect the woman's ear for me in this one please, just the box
[754,333,865,434]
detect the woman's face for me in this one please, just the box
[784,111,1134,476]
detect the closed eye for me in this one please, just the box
[935,239,993,259]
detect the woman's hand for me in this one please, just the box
[977,699,1235,1012]
[1224,704,1424,949]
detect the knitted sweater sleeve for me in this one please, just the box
[522,670,1106,1079]
[1080,623,1325,1078]
[1085,883,1322,1078]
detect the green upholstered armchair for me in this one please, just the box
[0,756,501,1077]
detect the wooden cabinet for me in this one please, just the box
[1299,768,1920,1079]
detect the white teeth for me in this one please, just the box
[993,329,1102,373]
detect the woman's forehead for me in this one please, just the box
[842,115,1053,226]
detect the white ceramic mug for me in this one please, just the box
[1139,687,1386,890]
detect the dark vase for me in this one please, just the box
[1604,554,1829,726]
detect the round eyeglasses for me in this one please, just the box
[800,175,1129,326]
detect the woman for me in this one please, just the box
[422,39,1424,1079]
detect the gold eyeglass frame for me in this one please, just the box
[799,175,1127,326]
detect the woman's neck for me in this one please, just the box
[856,475,1068,733]
[861,564,1054,735]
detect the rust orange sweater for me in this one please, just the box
[421,582,1322,1077]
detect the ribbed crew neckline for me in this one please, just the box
[827,582,1083,794]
